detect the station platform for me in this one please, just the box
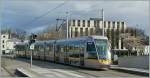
[16,66,86,78]
[1,67,12,77]
[16,65,149,78]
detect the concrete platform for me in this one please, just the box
[16,65,149,78]
[5,57,147,77]
[1,67,12,77]
[110,65,149,76]
[16,67,85,78]
[16,68,44,77]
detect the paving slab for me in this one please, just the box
[16,67,85,78]
[3,57,148,77]
[1,67,11,77]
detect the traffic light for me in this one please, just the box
[29,34,37,45]
[32,34,37,39]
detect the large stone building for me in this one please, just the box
[1,33,10,54]
[0,33,20,54]
[60,18,127,51]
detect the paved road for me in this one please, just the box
[0,67,12,77]
[1,57,148,77]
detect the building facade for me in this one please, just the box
[60,18,127,51]
[6,38,21,54]
[143,45,150,55]
[1,33,20,54]
[1,34,10,54]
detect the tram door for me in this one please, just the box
[55,45,60,63]
[64,45,69,64]
[80,46,84,66]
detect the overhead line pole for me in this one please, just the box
[66,12,69,39]
[102,9,104,36]
[0,17,1,76]
[0,0,2,74]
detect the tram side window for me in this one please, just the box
[39,46,44,56]
[19,45,26,51]
[60,47,64,53]
[80,43,85,52]
[34,45,38,51]
[56,45,61,53]
[86,42,97,59]
[44,45,50,55]
[64,45,68,53]
[37,45,40,52]
[86,42,96,52]
[48,45,53,52]
[68,44,75,57]
[57,45,63,56]
[73,45,80,58]
[34,45,38,55]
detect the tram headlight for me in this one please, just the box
[99,60,111,65]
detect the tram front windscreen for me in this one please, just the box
[95,39,109,60]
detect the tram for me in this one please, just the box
[15,36,111,69]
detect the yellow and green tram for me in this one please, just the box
[15,36,111,69]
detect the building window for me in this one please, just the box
[121,38,124,49]
[75,28,78,37]
[97,20,99,27]
[104,21,106,28]
[2,40,4,43]
[85,28,88,36]
[122,22,124,26]
[2,45,4,48]
[121,22,124,33]
[116,41,119,49]
[94,21,96,27]
[73,20,75,26]
[113,22,115,28]
[68,20,71,26]
[78,20,80,26]
[83,20,85,27]
[117,22,119,29]
[90,28,94,35]
[80,28,83,36]
[131,29,134,36]
[108,21,110,28]
[3,36,5,38]
[111,29,115,49]
[126,28,128,33]
[88,20,90,27]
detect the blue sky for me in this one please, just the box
[1,0,149,35]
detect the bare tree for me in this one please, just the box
[120,27,148,56]
[36,26,66,40]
